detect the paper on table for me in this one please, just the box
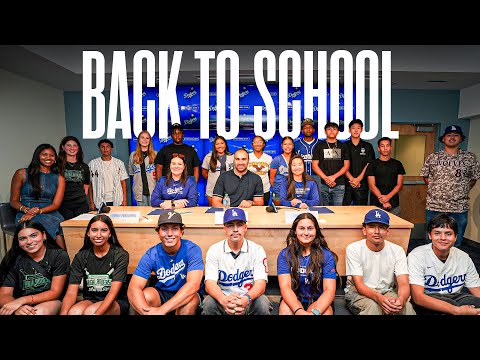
[71,213,96,221]
[285,211,318,224]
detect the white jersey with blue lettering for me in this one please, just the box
[407,244,480,294]
[204,239,269,296]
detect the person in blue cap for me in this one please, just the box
[420,125,480,247]
[201,207,272,315]
[344,208,416,315]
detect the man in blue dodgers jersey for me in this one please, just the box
[202,207,272,315]
[294,118,322,202]
[407,214,480,315]
[127,211,204,315]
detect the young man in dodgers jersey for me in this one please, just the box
[407,214,480,315]
[202,207,272,315]
[127,211,204,315]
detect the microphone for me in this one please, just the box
[266,204,302,212]
[98,202,111,214]
[266,202,278,213]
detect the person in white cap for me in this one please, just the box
[127,211,204,315]
[344,208,416,315]
[202,207,272,315]
[420,125,480,247]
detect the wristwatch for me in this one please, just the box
[171,199,175,208]
[311,308,321,315]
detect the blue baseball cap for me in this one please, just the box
[223,208,247,224]
[439,125,465,142]
[363,209,390,226]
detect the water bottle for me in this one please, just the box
[223,193,230,208]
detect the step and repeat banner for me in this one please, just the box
[128,84,354,205]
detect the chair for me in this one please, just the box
[0,202,17,255]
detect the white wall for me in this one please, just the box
[0,69,66,254]
[459,83,480,119]
[466,116,480,243]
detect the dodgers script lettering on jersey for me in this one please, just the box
[218,269,253,288]
[425,273,466,293]
[82,49,397,141]
[156,259,186,283]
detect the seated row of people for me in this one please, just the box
[1,208,479,315]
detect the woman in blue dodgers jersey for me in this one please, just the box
[277,212,337,315]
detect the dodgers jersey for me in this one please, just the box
[407,244,480,294]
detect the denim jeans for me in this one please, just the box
[136,195,151,206]
[320,184,345,206]
[425,209,468,247]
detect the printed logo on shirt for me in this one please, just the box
[218,269,253,287]
[156,259,186,283]
[424,273,466,293]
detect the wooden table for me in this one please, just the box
[61,206,413,276]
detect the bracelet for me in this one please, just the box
[243,293,252,305]
[19,205,24,212]
[293,307,303,315]
[39,209,43,214]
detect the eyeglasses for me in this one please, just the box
[172,153,185,160]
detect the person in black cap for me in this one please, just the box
[420,124,480,247]
[127,211,204,315]
[154,122,201,183]
[344,208,415,315]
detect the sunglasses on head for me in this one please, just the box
[172,153,185,160]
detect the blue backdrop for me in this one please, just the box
[128,84,354,206]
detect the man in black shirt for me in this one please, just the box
[212,149,264,208]
[343,119,375,205]
[154,123,201,182]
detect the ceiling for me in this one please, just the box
[2,45,480,91]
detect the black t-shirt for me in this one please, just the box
[366,158,406,208]
[140,151,149,195]
[69,246,129,302]
[344,139,375,190]
[63,162,90,204]
[1,247,70,298]
[154,143,201,178]
[312,140,350,185]
[212,170,263,207]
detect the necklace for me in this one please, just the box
[67,161,76,167]
[326,141,337,150]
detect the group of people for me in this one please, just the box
[2,206,480,316]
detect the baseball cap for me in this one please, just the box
[223,208,247,224]
[439,125,465,142]
[363,209,390,226]
[171,122,184,133]
[156,211,184,227]
[301,118,315,129]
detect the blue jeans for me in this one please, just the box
[320,184,345,206]
[136,195,151,206]
[425,209,468,247]
[311,175,324,206]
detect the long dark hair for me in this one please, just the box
[28,143,59,199]
[0,220,59,284]
[57,136,85,175]
[209,135,231,172]
[166,154,188,186]
[286,154,314,200]
[81,214,124,250]
[284,213,338,303]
